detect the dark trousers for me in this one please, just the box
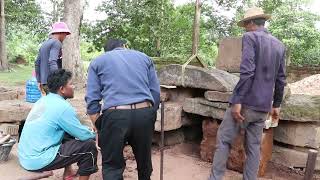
[35,139,98,176]
[96,107,156,180]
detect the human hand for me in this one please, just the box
[270,107,280,122]
[231,104,245,123]
[95,134,101,151]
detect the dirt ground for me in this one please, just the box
[0,142,307,180]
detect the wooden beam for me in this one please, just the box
[304,149,318,180]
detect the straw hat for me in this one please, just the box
[237,7,271,27]
[49,22,71,35]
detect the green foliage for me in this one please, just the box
[82,0,223,66]
[5,0,46,65]
[80,40,103,62]
[6,27,41,64]
[0,65,33,86]
[267,0,320,65]
[226,0,320,66]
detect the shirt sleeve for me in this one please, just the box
[85,62,102,115]
[148,58,160,109]
[48,41,61,73]
[58,106,95,141]
[35,53,41,83]
[230,33,256,104]
[273,51,286,108]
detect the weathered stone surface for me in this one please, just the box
[0,100,33,123]
[272,145,320,170]
[204,91,231,102]
[160,87,196,102]
[0,123,19,135]
[200,119,273,177]
[216,37,242,73]
[183,98,226,120]
[0,87,24,101]
[158,65,239,92]
[155,102,183,132]
[153,129,185,146]
[280,95,320,122]
[274,121,320,148]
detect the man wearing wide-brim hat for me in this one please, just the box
[209,7,286,180]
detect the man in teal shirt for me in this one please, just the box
[19,69,98,180]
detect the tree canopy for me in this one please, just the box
[2,0,320,67]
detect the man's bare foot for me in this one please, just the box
[63,165,77,180]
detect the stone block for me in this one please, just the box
[280,95,320,122]
[216,37,242,73]
[160,87,195,102]
[204,91,232,102]
[271,145,320,170]
[155,102,183,132]
[0,87,24,101]
[158,65,239,92]
[0,100,33,123]
[183,98,226,120]
[153,129,185,146]
[274,121,320,148]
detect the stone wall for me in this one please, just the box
[286,65,320,83]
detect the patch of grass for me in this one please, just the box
[0,65,33,86]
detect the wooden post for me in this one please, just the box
[191,0,201,55]
[304,149,318,180]
[160,101,164,180]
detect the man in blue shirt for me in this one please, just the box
[19,69,98,180]
[209,7,286,180]
[35,22,71,94]
[85,39,160,180]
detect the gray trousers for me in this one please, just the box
[209,107,268,180]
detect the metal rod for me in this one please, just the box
[160,101,164,180]
[304,149,318,180]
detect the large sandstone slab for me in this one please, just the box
[0,100,33,123]
[155,102,183,132]
[216,37,242,73]
[204,91,232,102]
[280,95,320,122]
[200,119,273,177]
[274,121,320,148]
[0,87,24,101]
[160,87,196,102]
[183,98,226,120]
[158,65,239,92]
[272,145,320,170]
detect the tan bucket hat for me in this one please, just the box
[237,7,271,27]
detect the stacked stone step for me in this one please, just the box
[272,94,320,170]
[0,87,27,138]
[156,63,275,176]
[0,86,93,140]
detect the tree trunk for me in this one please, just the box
[0,0,7,71]
[62,0,84,82]
[191,0,201,55]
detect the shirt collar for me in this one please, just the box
[113,47,125,50]
[48,93,65,100]
[256,27,269,33]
